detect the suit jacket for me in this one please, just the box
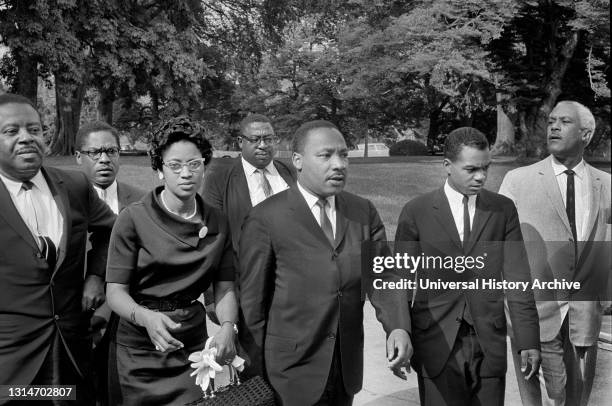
[499,156,611,345]
[395,187,540,378]
[239,187,410,406]
[201,159,296,253]
[0,167,116,389]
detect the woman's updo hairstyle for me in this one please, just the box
[149,116,213,171]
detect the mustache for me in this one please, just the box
[16,145,43,154]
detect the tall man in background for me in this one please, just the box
[201,114,295,321]
[499,101,611,406]
[395,127,541,406]
[239,120,411,405]
[0,93,116,405]
[75,120,144,405]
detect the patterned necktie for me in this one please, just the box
[315,198,335,245]
[22,181,57,270]
[564,169,577,244]
[256,169,273,198]
[101,188,108,204]
[462,195,471,247]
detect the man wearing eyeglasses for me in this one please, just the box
[75,121,144,406]
[201,114,296,318]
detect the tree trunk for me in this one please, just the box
[97,86,115,123]
[526,31,580,157]
[426,98,448,150]
[50,76,86,155]
[491,92,515,155]
[13,52,38,103]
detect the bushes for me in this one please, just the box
[389,140,429,156]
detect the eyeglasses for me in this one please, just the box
[162,158,206,173]
[80,147,120,160]
[240,135,279,145]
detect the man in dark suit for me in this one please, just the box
[75,121,144,405]
[0,94,116,405]
[202,114,295,253]
[201,114,295,321]
[395,127,541,406]
[239,120,412,406]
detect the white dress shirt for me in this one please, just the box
[551,157,590,241]
[0,171,64,248]
[241,158,289,206]
[297,182,337,237]
[444,180,476,243]
[94,181,119,214]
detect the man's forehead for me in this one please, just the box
[244,122,274,135]
[550,103,577,118]
[83,130,118,147]
[0,102,42,123]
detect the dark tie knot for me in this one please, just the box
[21,180,34,191]
[316,198,328,209]
[564,169,575,177]
[462,195,469,204]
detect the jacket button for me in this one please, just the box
[54,315,60,320]
[34,252,43,258]
[327,333,336,339]
[337,290,342,297]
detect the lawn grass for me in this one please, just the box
[45,155,609,240]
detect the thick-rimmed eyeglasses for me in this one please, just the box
[162,158,206,173]
[80,147,120,160]
[240,135,279,145]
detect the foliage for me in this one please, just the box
[389,139,429,156]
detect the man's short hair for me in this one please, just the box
[555,100,596,145]
[0,93,41,120]
[444,127,489,161]
[76,121,120,150]
[292,120,339,154]
[239,114,272,135]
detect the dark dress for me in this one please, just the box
[106,187,234,405]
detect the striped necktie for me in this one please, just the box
[22,181,57,269]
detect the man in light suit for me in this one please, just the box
[75,121,144,405]
[239,120,412,405]
[0,93,116,405]
[201,114,295,321]
[499,101,611,406]
[395,127,541,406]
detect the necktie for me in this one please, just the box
[101,188,108,204]
[22,181,57,269]
[316,199,335,245]
[256,169,273,198]
[565,169,577,244]
[462,195,471,247]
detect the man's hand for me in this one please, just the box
[387,329,413,380]
[520,348,541,380]
[82,275,105,312]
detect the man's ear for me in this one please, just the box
[442,158,452,176]
[581,128,592,146]
[292,152,303,171]
[75,151,82,165]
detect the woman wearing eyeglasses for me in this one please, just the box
[105,117,238,405]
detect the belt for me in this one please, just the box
[138,298,195,311]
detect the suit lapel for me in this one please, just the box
[579,165,603,258]
[117,182,130,211]
[273,160,296,187]
[539,157,573,236]
[0,177,40,251]
[42,168,71,276]
[432,188,462,251]
[229,161,252,213]
[334,194,350,249]
[464,191,493,254]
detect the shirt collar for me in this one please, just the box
[297,181,335,210]
[444,179,476,205]
[94,180,118,197]
[0,170,45,195]
[241,157,278,176]
[551,156,586,180]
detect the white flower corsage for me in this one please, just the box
[188,337,245,397]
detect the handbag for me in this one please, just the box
[185,367,276,406]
